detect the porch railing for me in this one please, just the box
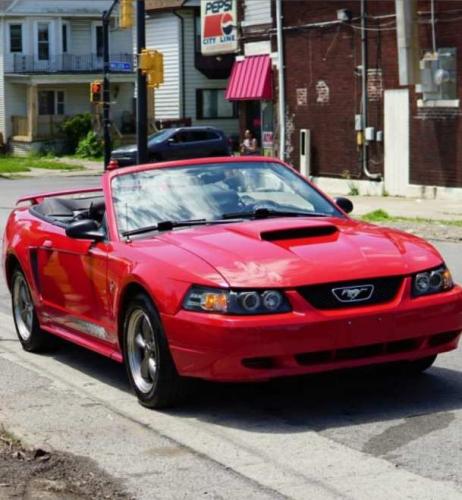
[12,115,68,139]
[10,53,135,74]
[11,116,28,137]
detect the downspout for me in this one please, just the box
[430,0,436,53]
[360,0,381,181]
[173,10,186,119]
[275,0,285,161]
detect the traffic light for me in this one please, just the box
[119,0,134,29]
[90,80,102,103]
[138,49,164,88]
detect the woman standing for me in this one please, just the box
[240,129,259,155]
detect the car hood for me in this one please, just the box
[147,217,443,288]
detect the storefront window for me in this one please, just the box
[196,89,237,119]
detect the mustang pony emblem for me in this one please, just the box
[332,285,375,303]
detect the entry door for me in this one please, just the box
[384,89,410,196]
[34,22,54,71]
[37,235,112,345]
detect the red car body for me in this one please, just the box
[2,157,462,384]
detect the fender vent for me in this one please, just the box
[261,225,337,241]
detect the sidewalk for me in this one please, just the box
[334,194,462,221]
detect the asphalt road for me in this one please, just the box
[1,176,462,499]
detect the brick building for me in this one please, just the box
[227,0,462,198]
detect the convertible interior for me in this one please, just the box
[30,195,106,228]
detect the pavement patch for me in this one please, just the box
[362,412,455,456]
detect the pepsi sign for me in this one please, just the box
[201,0,238,55]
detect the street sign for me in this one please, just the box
[110,61,132,72]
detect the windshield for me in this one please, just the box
[148,129,172,145]
[111,162,343,236]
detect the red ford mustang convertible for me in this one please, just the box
[2,157,461,408]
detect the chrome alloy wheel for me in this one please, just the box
[126,308,159,394]
[13,273,34,341]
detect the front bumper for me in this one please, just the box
[162,280,462,381]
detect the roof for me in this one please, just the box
[1,0,117,16]
[0,0,15,13]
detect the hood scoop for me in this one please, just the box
[261,225,338,242]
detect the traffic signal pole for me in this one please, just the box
[136,0,148,165]
[102,0,119,170]
[102,12,111,169]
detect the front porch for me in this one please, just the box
[11,114,67,142]
[6,75,136,153]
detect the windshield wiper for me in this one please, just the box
[122,218,233,237]
[221,208,329,220]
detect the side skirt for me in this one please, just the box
[41,324,124,363]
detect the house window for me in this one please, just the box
[39,91,65,115]
[38,23,50,60]
[62,23,69,53]
[196,89,237,119]
[95,25,104,57]
[9,24,23,53]
[56,91,65,114]
[243,0,272,26]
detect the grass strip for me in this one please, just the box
[360,209,462,227]
[0,156,83,173]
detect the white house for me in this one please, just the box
[0,0,135,153]
[144,0,239,142]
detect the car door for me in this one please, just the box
[182,130,212,158]
[204,130,228,156]
[163,131,190,160]
[36,229,112,345]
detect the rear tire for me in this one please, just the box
[11,269,49,352]
[123,293,185,408]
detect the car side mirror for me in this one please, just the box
[334,197,354,214]
[65,219,105,241]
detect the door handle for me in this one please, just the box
[42,240,53,249]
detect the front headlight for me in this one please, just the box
[183,286,292,315]
[412,266,453,297]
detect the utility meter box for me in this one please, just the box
[299,129,311,178]
[420,47,457,101]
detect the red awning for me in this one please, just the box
[225,55,272,101]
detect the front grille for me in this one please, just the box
[298,276,403,309]
[241,331,461,371]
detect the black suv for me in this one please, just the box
[111,126,231,166]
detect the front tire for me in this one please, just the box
[123,293,184,408]
[11,269,48,352]
[405,355,437,373]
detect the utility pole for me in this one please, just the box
[360,0,381,180]
[101,0,133,170]
[136,0,148,165]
